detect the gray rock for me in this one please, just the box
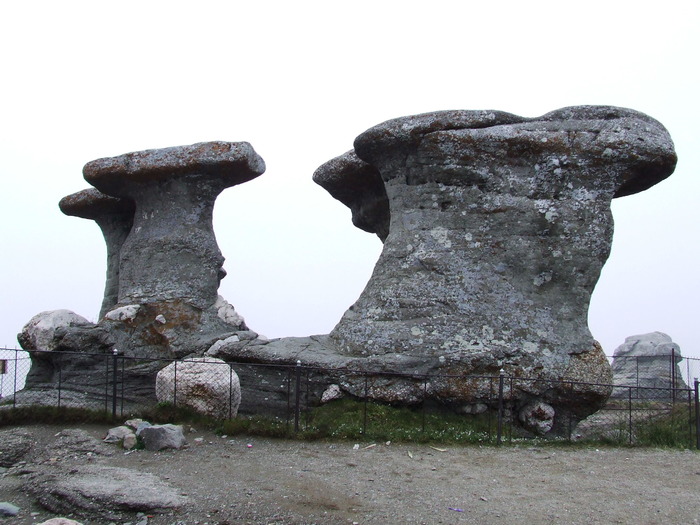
[611,332,687,398]
[156,357,241,419]
[137,424,186,451]
[17,310,92,352]
[0,429,34,467]
[41,429,114,460]
[103,426,135,444]
[59,188,134,319]
[0,502,20,517]
[313,150,390,242]
[317,106,675,426]
[83,141,265,310]
[519,401,556,435]
[24,464,187,520]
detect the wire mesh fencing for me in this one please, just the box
[0,348,698,448]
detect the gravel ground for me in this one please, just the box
[1,424,700,524]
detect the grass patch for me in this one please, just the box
[635,406,696,448]
[0,405,120,427]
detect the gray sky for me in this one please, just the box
[1,1,698,361]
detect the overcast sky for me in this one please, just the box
[1,1,698,365]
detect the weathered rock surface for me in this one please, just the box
[0,429,34,467]
[59,188,135,319]
[25,464,187,520]
[137,424,187,451]
[611,332,687,398]
[83,141,265,310]
[17,310,93,352]
[313,150,390,241]
[156,357,241,419]
[312,106,676,426]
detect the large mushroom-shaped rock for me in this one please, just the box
[313,150,390,242]
[83,141,265,310]
[322,106,676,422]
[59,188,135,318]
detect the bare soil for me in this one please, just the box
[1,424,700,524]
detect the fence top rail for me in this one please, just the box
[6,348,698,393]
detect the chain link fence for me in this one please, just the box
[0,348,698,448]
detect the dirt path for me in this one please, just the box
[1,425,699,524]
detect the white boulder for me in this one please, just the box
[19,310,92,351]
[156,357,241,419]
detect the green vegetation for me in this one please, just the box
[0,399,696,449]
[0,405,119,426]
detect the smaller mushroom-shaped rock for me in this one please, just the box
[313,150,390,242]
[83,141,265,309]
[59,188,134,318]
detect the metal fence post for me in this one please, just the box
[294,360,302,433]
[694,378,699,450]
[497,369,505,446]
[421,377,427,433]
[628,386,633,445]
[173,360,178,407]
[57,352,62,409]
[671,348,677,403]
[229,366,234,420]
[112,349,118,417]
[363,374,368,435]
[12,350,18,408]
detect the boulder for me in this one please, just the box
[156,357,241,419]
[17,310,93,351]
[611,332,687,398]
[24,464,187,520]
[137,424,186,451]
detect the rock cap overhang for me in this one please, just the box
[59,188,134,219]
[353,106,677,197]
[312,150,390,241]
[83,141,266,196]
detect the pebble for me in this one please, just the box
[0,502,20,516]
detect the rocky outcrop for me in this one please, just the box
[15,109,677,433]
[156,358,241,419]
[611,332,687,398]
[311,106,676,427]
[26,464,187,520]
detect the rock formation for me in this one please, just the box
[16,142,265,412]
[58,189,134,318]
[310,106,676,427]
[15,107,678,433]
[610,332,688,398]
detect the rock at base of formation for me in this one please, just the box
[610,332,688,398]
[156,357,241,419]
